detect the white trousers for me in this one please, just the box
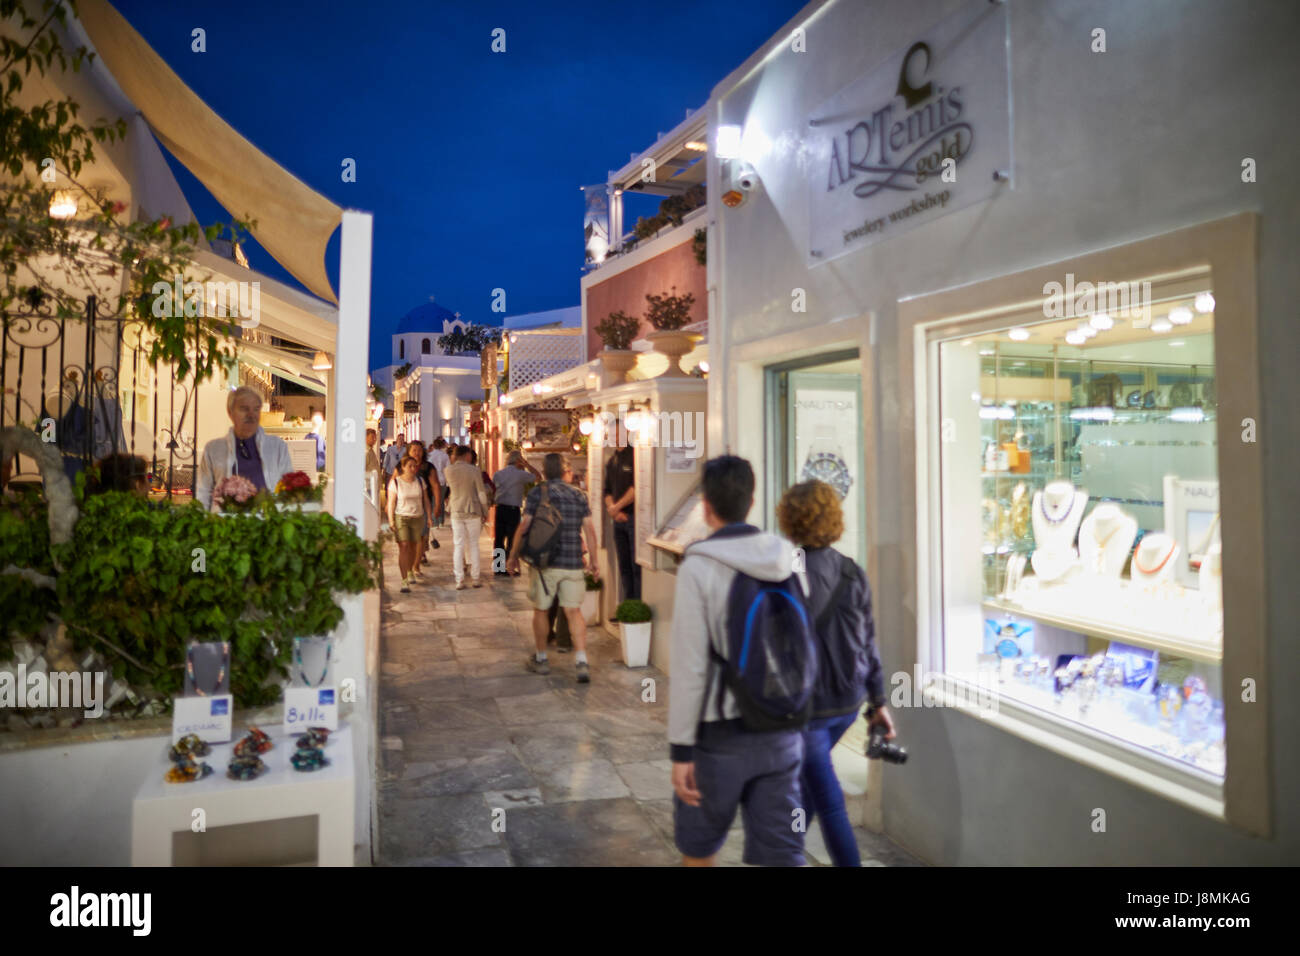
[451,516,483,583]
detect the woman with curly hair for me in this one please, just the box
[777,479,895,867]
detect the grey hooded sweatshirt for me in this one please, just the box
[668,523,798,762]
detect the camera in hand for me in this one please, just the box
[866,724,908,764]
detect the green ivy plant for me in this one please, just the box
[4,492,380,709]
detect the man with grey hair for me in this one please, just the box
[195,386,293,508]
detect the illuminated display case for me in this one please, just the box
[935,281,1225,778]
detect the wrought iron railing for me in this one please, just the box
[1,295,201,498]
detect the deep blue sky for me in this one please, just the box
[109,0,806,369]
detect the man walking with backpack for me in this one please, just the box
[507,453,599,683]
[669,455,817,867]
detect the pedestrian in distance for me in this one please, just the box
[777,479,895,867]
[491,450,541,576]
[508,453,599,683]
[405,440,442,572]
[387,455,432,593]
[445,443,491,590]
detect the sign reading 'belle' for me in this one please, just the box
[807,1,1011,263]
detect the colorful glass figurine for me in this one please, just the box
[296,727,330,750]
[165,753,214,783]
[291,747,329,772]
[226,754,267,781]
[233,726,273,757]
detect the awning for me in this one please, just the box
[76,0,343,303]
[236,340,327,395]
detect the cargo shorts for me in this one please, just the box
[673,721,806,866]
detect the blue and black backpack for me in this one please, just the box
[705,570,819,732]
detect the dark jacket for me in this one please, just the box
[803,545,886,717]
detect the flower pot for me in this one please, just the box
[646,330,703,378]
[581,589,601,626]
[619,621,652,668]
[599,348,638,383]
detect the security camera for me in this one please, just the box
[735,162,761,192]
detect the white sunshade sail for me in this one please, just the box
[76,0,343,303]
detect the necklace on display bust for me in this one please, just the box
[1133,537,1177,575]
[1039,486,1077,525]
[186,643,228,697]
[295,639,332,688]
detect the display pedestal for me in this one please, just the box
[131,722,354,866]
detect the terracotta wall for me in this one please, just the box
[585,240,705,360]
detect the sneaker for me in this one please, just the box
[471,580,482,589]
[455,580,467,591]
[399,577,411,594]
[575,661,590,683]
[525,655,551,675]
[411,568,423,580]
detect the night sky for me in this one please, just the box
[108,0,807,369]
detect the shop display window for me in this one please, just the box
[934,278,1224,778]
[766,350,864,565]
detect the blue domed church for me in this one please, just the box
[371,302,496,446]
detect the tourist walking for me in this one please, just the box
[507,454,599,683]
[668,455,812,867]
[387,455,432,594]
[445,443,491,589]
[777,480,894,867]
[429,437,451,532]
[491,450,540,575]
[405,440,442,572]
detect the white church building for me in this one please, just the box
[370,302,491,446]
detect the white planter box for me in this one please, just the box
[581,589,601,626]
[619,621,652,668]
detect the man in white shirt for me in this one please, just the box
[195,386,292,509]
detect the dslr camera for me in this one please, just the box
[865,707,908,764]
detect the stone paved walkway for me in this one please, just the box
[375,528,920,867]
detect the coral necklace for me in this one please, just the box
[1133,539,1176,575]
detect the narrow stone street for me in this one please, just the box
[375,528,919,867]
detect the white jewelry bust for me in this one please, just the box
[1030,481,1088,582]
[1131,532,1180,583]
[1077,504,1137,577]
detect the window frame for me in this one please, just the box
[899,213,1267,834]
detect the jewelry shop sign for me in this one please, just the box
[807,1,1011,264]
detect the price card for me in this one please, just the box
[283,686,338,735]
[171,695,233,744]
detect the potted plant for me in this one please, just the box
[211,474,263,514]
[275,471,327,511]
[582,571,602,626]
[644,288,701,377]
[594,310,640,382]
[614,598,652,668]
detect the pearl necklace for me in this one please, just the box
[1039,489,1076,525]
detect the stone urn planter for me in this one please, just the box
[646,330,703,377]
[599,348,638,383]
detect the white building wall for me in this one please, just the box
[712,0,1300,864]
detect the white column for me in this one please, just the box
[334,210,374,864]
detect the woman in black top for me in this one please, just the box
[777,480,895,867]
